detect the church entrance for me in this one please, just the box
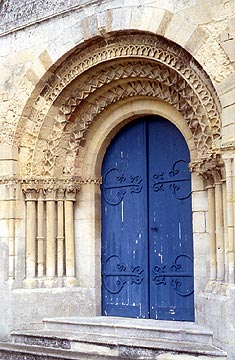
[101,116,194,321]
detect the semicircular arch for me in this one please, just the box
[16,32,221,179]
[80,97,196,179]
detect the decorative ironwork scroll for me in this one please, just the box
[152,254,193,297]
[102,168,143,205]
[152,160,191,200]
[102,255,144,294]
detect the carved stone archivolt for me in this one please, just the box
[61,78,209,175]
[14,33,221,177]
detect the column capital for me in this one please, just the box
[23,188,39,201]
[56,188,65,201]
[190,153,224,182]
[65,188,78,201]
[21,176,82,200]
[44,188,57,201]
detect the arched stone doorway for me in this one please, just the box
[16,32,222,326]
[82,97,206,321]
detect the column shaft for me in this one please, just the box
[64,195,75,278]
[215,182,225,281]
[224,158,234,284]
[57,199,64,277]
[222,181,228,282]
[207,186,216,280]
[46,192,56,278]
[26,199,36,278]
[37,192,44,277]
[8,184,16,279]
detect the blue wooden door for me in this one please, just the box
[101,117,194,321]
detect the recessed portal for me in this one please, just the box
[101,116,194,321]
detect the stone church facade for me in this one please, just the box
[0,0,235,358]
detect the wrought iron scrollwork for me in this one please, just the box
[152,254,193,297]
[152,160,191,200]
[102,255,144,294]
[102,168,143,205]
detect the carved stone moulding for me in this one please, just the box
[60,79,210,176]
[220,140,235,151]
[0,176,19,185]
[21,176,101,193]
[14,33,221,178]
[36,60,219,177]
[0,176,102,201]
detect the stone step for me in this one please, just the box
[0,340,228,360]
[0,341,119,359]
[5,317,227,359]
[12,330,226,359]
[42,316,214,345]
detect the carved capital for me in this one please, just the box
[23,188,39,201]
[56,188,65,201]
[65,189,77,201]
[61,176,81,193]
[44,188,57,201]
[21,176,81,200]
[190,153,224,182]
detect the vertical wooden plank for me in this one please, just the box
[101,120,149,318]
[148,117,194,321]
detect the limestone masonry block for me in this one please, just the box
[192,173,204,192]
[164,13,197,47]
[193,212,206,233]
[194,233,210,256]
[143,7,166,33]
[192,191,208,212]
[0,220,10,237]
[222,123,235,142]
[0,145,18,160]
[221,88,235,108]
[0,160,19,177]
[222,103,235,127]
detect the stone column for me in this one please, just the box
[224,157,234,284]
[222,179,228,283]
[37,189,44,277]
[57,189,65,277]
[7,182,16,280]
[207,183,216,281]
[24,189,37,282]
[64,189,77,285]
[45,189,56,280]
[215,177,225,282]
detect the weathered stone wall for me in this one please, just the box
[0,0,235,146]
[0,0,235,359]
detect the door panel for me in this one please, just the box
[148,118,194,321]
[101,120,149,318]
[101,116,194,321]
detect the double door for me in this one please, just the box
[101,117,194,321]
